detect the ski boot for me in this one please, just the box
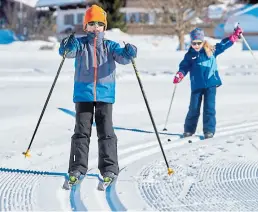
[68,170,82,185]
[63,171,81,190]
[204,132,214,139]
[63,170,82,190]
[103,171,117,183]
[98,171,117,191]
[183,132,193,138]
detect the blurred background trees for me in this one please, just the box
[1,0,258,48]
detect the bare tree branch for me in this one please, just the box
[3,1,19,31]
[136,0,236,50]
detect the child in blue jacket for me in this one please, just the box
[59,5,137,184]
[173,27,243,139]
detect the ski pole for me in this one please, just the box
[163,84,177,131]
[235,22,258,65]
[22,33,75,158]
[240,34,258,65]
[124,42,174,175]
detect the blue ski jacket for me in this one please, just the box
[179,37,233,91]
[59,32,135,103]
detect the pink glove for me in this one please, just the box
[173,72,184,84]
[229,26,243,43]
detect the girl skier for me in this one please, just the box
[173,26,243,139]
[59,5,137,185]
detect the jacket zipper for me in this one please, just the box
[93,36,97,101]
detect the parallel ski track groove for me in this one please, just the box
[1,172,17,211]
[1,119,258,211]
[138,160,258,211]
[0,169,86,212]
[134,119,258,211]
[0,172,37,211]
[23,120,258,174]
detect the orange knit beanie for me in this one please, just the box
[83,5,107,30]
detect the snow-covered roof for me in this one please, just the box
[208,4,245,19]
[232,3,258,17]
[13,0,38,7]
[36,0,87,7]
[224,4,258,33]
[208,4,227,19]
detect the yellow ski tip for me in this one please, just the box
[168,168,174,175]
[22,150,31,158]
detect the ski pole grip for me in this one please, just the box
[123,41,135,64]
[63,31,76,56]
[68,31,75,40]
[66,31,76,45]
[234,22,239,31]
[234,22,242,39]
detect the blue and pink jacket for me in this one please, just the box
[59,32,132,103]
[179,37,233,91]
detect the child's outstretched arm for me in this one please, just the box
[59,35,82,58]
[214,26,243,57]
[108,41,137,65]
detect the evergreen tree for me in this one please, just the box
[97,0,126,31]
[239,0,258,4]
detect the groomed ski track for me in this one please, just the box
[1,118,258,211]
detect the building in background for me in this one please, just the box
[35,0,253,40]
[224,4,258,50]
[0,0,37,39]
[120,0,176,35]
[36,0,92,39]
[120,0,230,36]
[2,0,256,45]
[35,0,228,36]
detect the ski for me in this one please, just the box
[63,178,72,190]
[97,181,110,191]
[167,134,203,143]
[184,135,203,143]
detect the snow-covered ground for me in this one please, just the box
[0,29,258,211]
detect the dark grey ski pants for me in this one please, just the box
[68,102,119,176]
